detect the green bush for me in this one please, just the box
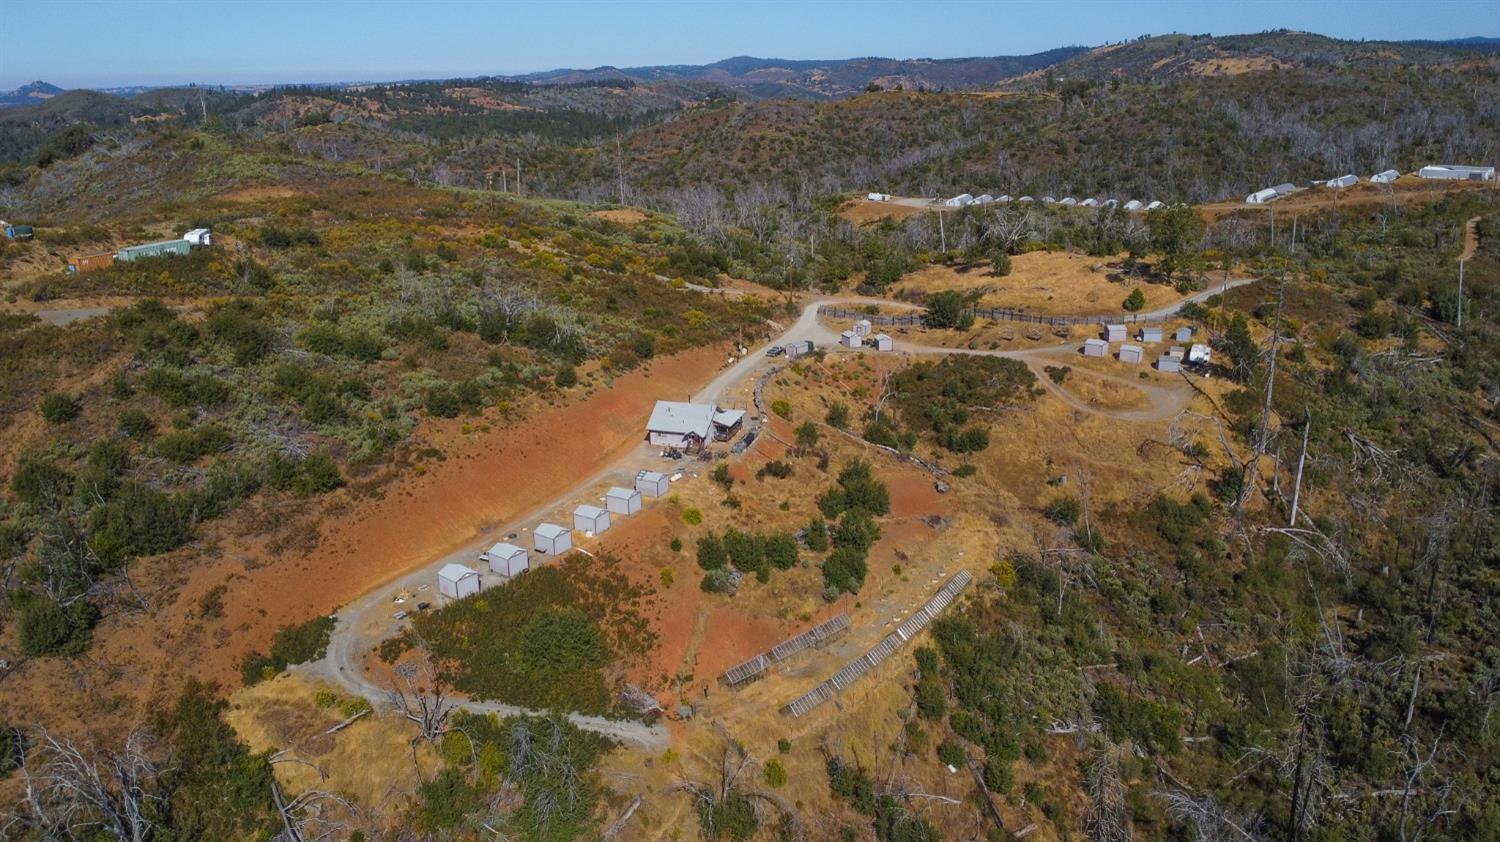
[155,424,232,462]
[206,304,275,365]
[697,533,727,570]
[425,385,461,418]
[764,533,799,570]
[241,615,337,685]
[12,455,74,504]
[117,408,154,439]
[555,365,578,388]
[1042,495,1082,526]
[1123,288,1147,311]
[39,392,81,423]
[818,459,890,518]
[18,598,98,657]
[520,607,607,673]
[804,517,829,552]
[822,545,869,595]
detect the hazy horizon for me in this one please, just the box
[1,0,1496,91]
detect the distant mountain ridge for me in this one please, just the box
[0,80,63,108]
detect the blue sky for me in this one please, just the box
[1,0,1496,90]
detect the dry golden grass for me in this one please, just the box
[591,207,649,224]
[891,252,1184,316]
[225,673,441,810]
[838,198,932,226]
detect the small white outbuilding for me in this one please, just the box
[840,330,862,349]
[1080,198,1100,207]
[438,563,481,600]
[1059,197,1077,206]
[1327,174,1358,188]
[870,333,893,351]
[1188,343,1212,364]
[483,542,529,577]
[852,319,873,337]
[534,523,572,555]
[1124,200,1143,210]
[182,228,212,246]
[867,192,890,202]
[1166,345,1186,360]
[1105,323,1127,342]
[1246,187,1279,204]
[974,194,995,205]
[1139,327,1163,343]
[1119,344,1144,364]
[1174,326,1195,342]
[1041,196,1057,204]
[636,470,671,497]
[944,193,975,207]
[1146,200,1165,210]
[996,195,1013,203]
[606,486,641,516]
[573,504,610,536]
[1083,338,1108,357]
[1017,196,1035,203]
[1370,169,1400,184]
[1157,356,1181,373]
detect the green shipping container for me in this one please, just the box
[115,239,193,261]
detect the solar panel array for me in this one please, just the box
[781,570,972,718]
[719,613,851,689]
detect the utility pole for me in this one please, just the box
[1457,257,1465,330]
[937,210,946,253]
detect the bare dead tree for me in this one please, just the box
[14,728,165,842]
[1085,744,1131,842]
[676,725,804,841]
[387,639,456,746]
[1158,790,1261,841]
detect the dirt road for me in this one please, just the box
[308,285,1229,747]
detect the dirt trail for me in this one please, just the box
[1461,216,1481,261]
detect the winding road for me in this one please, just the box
[302,278,1256,750]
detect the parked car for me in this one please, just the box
[393,610,410,620]
[416,602,431,611]
[765,346,785,357]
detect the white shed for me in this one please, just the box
[1166,345,1186,360]
[784,339,814,358]
[1017,196,1035,203]
[1174,326,1194,342]
[1105,323,1127,342]
[1139,326,1163,343]
[1119,344,1144,364]
[1272,183,1297,197]
[1157,356,1181,373]
[1080,198,1100,207]
[867,192,890,201]
[483,542,529,576]
[182,228,212,246]
[1146,200,1165,210]
[852,319,873,337]
[1370,169,1400,184]
[534,523,572,555]
[840,330,862,348]
[1059,197,1077,205]
[1123,200,1143,210]
[1083,338,1108,357]
[974,194,995,205]
[870,333,893,351]
[1327,174,1359,188]
[1245,187,1279,204]
[438,563,480,600]
[944,193,975,207]
[1102,199,1119,208]
[606,486,641,515]
[1419,165,1495,181]
[573,504,610,536]
[635,470,671,497]
[996,195,1013,203]
[1188,343,1212,364]
[1041,196,1057,204]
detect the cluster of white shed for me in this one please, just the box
[1246,164,1495,204]
[1086,324,1209,370]
[943,193,1162,211]
[435,467,676,601]
[840,319,892,351]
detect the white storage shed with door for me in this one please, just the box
[1188,343,1212,364]
[534,523,572,555]
[438,563,481,599]
[1157,356,1181,373]
[636,470,670,497]
[1370,169,1400,184]
[1175,326,1194,342]
[573,505,610,536]
[1146,200,1165,210]
[1119,344,1144,364]
[870,333,893,351]
[483,542,529,577]
[183,228,212,246]
[852,319,873,336]
[1246,187,1279,204]
[606,486,641,516]
[1124,200,1143,210]
[840,330,862,348]
[1139,326,1163,343]
[1083,339,1108,357]
[1105,323,1127,342]
[1327,174,1358,188]
[1059,197,1077,205]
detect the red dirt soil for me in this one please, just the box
[177,343,731,687]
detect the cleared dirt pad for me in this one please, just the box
[892,252,1185,316]
[591,207,649,224]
